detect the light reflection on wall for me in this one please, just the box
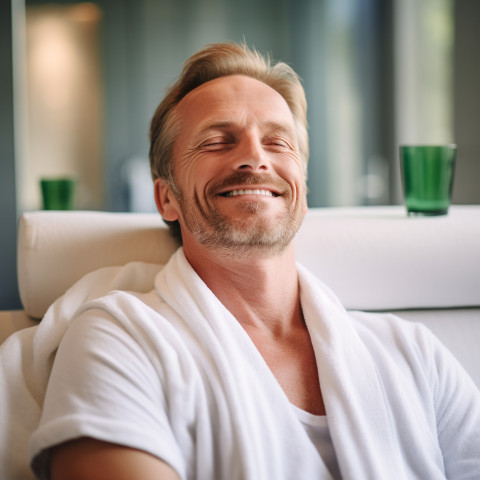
[394,2,453,142]
[30,17,78,112]
[19,2,103,211]
[323,1,362,206]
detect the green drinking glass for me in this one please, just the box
[400,145,457,216]
[40,177,77,210]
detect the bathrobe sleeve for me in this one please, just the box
[28,307,186,480]
[427,327,480,478]
[345,309,480,479]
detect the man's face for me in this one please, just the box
[156,74,308,255]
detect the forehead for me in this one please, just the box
[175,75,295,131]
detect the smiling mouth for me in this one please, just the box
[220,188,279,198]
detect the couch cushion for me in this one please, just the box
[0,311,37,344]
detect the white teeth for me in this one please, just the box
[225,189,274,197]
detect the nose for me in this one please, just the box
[232,131,269,173]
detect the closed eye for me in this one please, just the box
[263,137,294,150]
[270,140,289,147]
[200,136,234,151]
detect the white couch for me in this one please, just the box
[1,206,479,390]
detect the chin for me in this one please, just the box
[205,214,301,256]
[181,194,306,255]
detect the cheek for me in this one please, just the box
[280,158,305,191]
[180,161,227,195]
[175,147,216,182]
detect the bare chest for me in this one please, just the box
[246,327,326,416]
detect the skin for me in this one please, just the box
[50,439,180,480]
[50,75,324,479]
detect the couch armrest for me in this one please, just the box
[0,311,37,344]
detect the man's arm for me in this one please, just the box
[50,437,180,480]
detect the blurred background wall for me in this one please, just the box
[2,0,479,308]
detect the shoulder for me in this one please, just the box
[349,309,429,340]
[63,289,196,381]
[349,311,442,363]
[349,310,480,398]
[73,289,170,338]
[347,310,443,384]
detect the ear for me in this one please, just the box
[301,188,309,215]
[154,178,180,222]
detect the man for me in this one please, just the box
[29,43,480,479]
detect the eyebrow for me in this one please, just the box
[263,121,296,137]
[196,121,235,135]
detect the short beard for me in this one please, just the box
[172,172,305,257]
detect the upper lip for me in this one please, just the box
[217,185,281,197]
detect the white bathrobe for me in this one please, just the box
[3,249,480,479]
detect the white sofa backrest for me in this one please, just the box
[18,206,480,319]
[295,206,480,310]
[18,211,178,319]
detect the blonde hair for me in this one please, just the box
[149,42,309,183]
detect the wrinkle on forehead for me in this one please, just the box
[175,75,297,136]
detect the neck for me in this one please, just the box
[183,240,302,337]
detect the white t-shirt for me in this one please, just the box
[292,406,342,480]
